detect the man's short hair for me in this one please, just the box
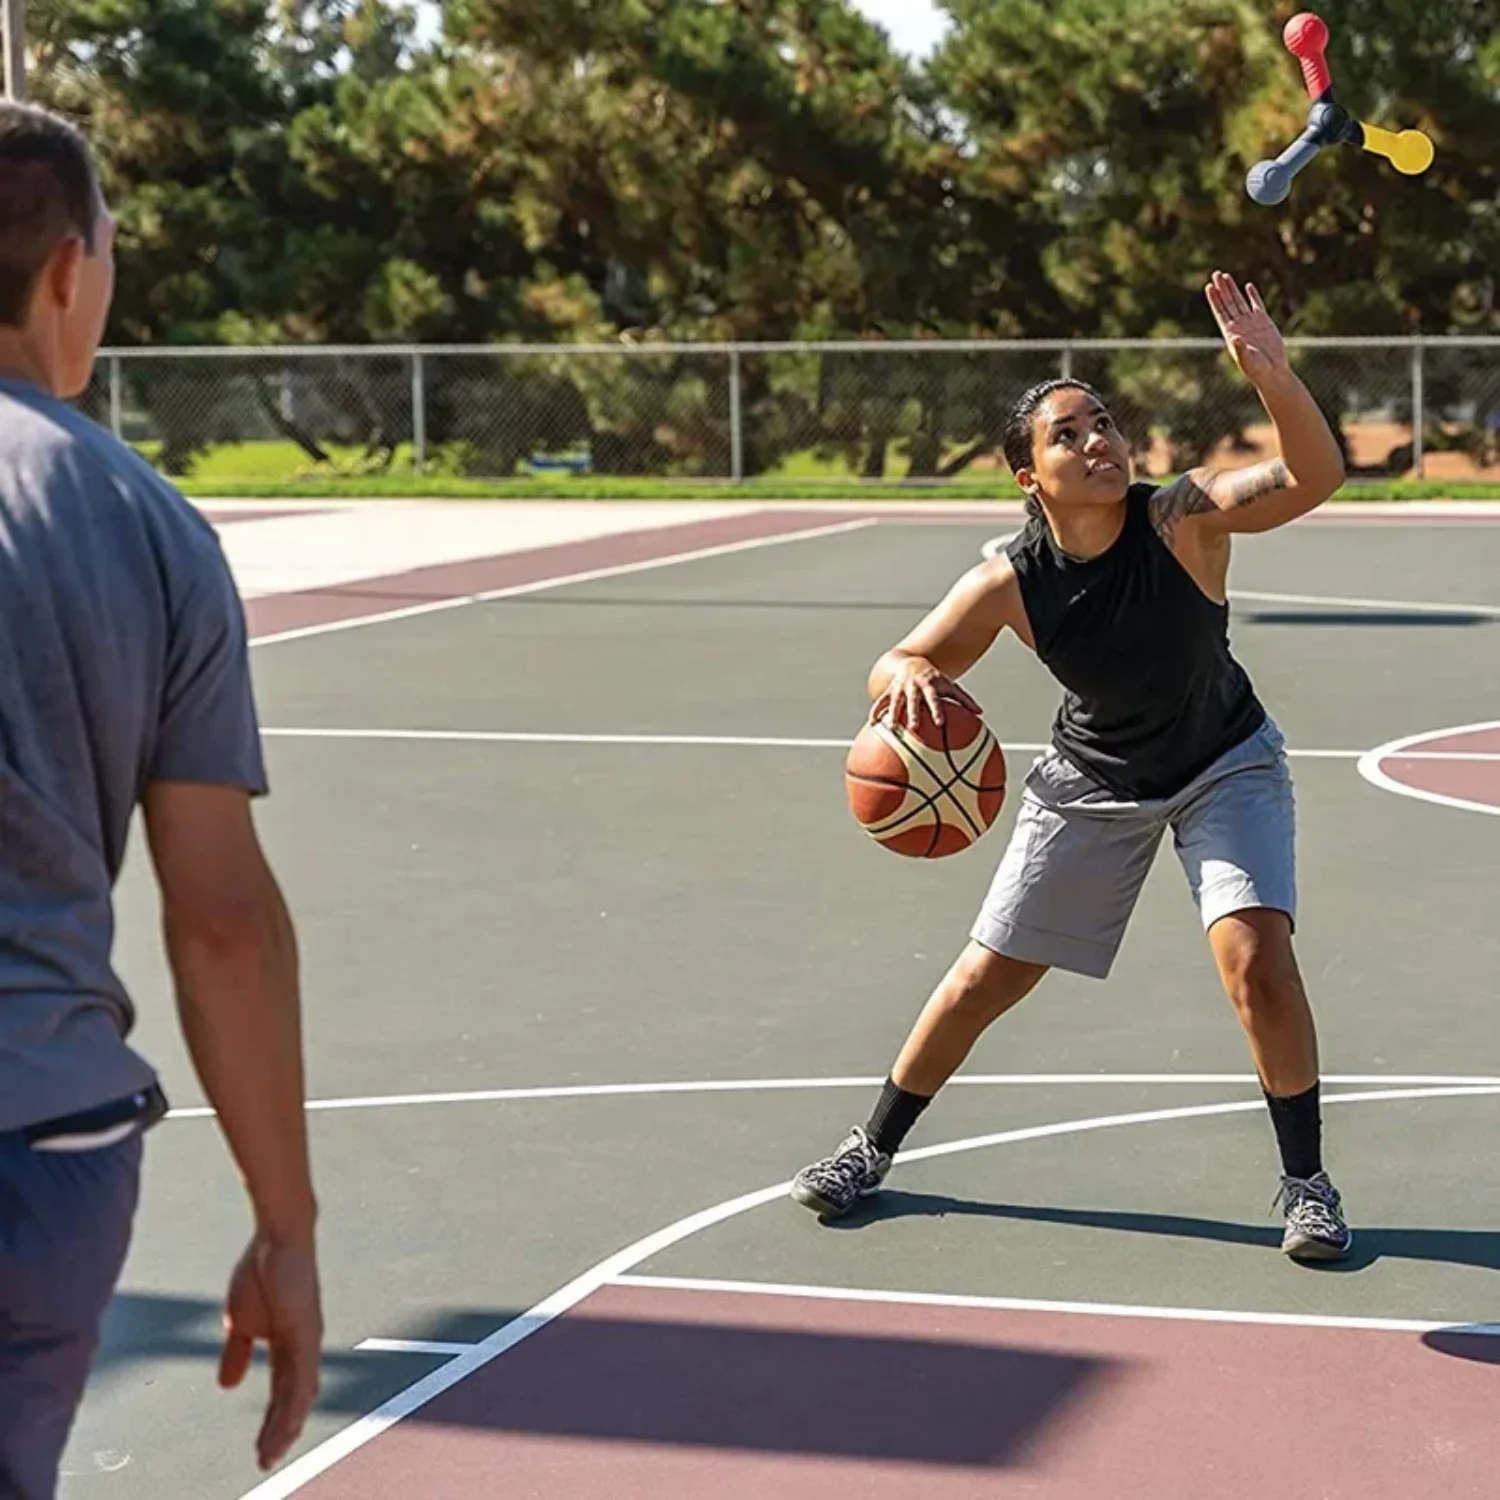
[0,102,102,328]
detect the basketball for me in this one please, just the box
[844,698,1008,859]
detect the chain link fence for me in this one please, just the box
[82,338,1500,486]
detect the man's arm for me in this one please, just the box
[142,781,321,1469]
[143,782,314,1240]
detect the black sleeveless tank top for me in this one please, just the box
[1006,482,1266,800]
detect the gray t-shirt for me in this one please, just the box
[0,375,267,1132]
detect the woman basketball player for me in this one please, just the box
[792,272,1353,1261]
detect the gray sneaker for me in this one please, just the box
[791,1126,892,1218]
[1277,1171,1353,1261]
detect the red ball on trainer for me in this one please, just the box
[1283,12,1328,56]
[845,698,1007,859]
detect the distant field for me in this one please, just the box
[134,439,1500,501]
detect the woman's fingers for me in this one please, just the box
[1205,279,1231,331]
[905,679,925,728]
[878,669,985,735]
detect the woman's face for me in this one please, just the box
[1019,388,1131,510]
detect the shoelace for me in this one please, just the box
[1275,1178,1345,1238]
[807,1133,881,1191]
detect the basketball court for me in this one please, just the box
[63,499,1500,1499]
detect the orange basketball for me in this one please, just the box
[844,698,1008,858]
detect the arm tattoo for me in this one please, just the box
[1149,473,1221,546]
[1150,459,1294,543]
[1214,458,1294,509]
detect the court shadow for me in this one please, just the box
[393,1310,1124,1466]
[831,1192,1500,1277]
[97,1295,1122,1465]
[1240,610,1490,627]
[91,1292,507,1416]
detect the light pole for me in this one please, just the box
[3,0,26,102]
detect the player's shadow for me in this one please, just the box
[1422,1328,1500,1364]
[829,1191,1500,1277]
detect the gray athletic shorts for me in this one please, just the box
[972,718,1295,980]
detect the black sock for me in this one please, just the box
[1264,1081,1323,1180]
[865,1077,933,1157]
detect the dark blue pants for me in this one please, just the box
[0,1129,142,1500]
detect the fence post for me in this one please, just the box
[3,0,26,102]
[412,349,427,475]
[108,355,123,439]
[728,347,744,482]
[1410,338,1424,479]
[1060,347,1072,380]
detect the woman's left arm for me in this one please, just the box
[1150,272,1346,542]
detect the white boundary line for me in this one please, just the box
[352,1273,1500,1347]
[255,725,1500,762]
[608,1274,1500,1339]
[260,728,863,750]
[1231,588,1500,619]
[165,1072,1500,1122]
[978,537,1500,621]
[238,1082,1500,1498]
[1358,720,1500,819]
[355,1339,479,1358]
[249,517,878,648]
[979,531,1500,620]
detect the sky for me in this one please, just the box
[848,0,952,59]
[411,2,954,60]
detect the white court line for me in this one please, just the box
[256,726,1500,762]
[238,1082,1500,1499]
[977,537,1500,620]
[356,1339,478,1358]
[1358,720,1500,820]
[249,517,878,648]
[609,1274,1500,1339]
[166,1073,1500,1122]
[1232,588,1500,619]
[262,728,861,750]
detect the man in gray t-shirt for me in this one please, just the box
[0,103,322,1497]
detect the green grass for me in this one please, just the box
[136,440,428,482]
[176,474,1500,502]
[140,441,1500,502]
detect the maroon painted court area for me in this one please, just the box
[1377,725,1500,810]
[244,509,850,639]
[300,1283,1498,1499]
[240,502,1500,643]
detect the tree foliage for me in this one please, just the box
[27,0,1499,476]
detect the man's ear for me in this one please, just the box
[42,235,87,316]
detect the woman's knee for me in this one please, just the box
[938,942,1048,1025]
[1212,910,1303,1015]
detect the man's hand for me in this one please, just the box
[219,1233,323,1471]
[1206,271,1290,386]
